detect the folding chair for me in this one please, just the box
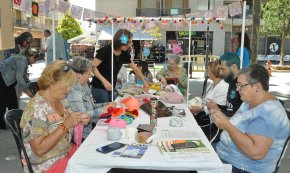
[4,109,34,173]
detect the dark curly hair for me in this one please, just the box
[15,32,33,46]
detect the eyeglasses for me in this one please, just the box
[236,82,256,90]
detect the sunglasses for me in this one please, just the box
[63,64,71,72]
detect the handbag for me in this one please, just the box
[140,101,172,118]
[155,101,172,117]
[140,102,152,115]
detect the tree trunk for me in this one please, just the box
[280,34,285,66]
[251,0,261,64]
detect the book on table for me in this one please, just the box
[157,139,209,154]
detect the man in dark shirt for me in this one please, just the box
[91,29,149,103]
[204,52,243,142]
[208,52,242,117]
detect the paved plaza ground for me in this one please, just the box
[0,60,289,173]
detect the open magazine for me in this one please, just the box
[157,139,209,154]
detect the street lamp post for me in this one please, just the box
[25,13,32,32]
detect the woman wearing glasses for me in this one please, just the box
[91,29,149,103]
[212,64,290,173]
[20,60,89,173]
[3,31,33,59]
[0,51,39,129]
[156,54,188,95]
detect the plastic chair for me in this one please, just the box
[4,109,34,173]
[26,81,39,96]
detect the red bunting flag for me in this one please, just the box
[13,0,21,6]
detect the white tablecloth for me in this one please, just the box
[65,102,224,173]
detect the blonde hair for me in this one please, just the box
[208,61,222,78]
[38,60,76,90]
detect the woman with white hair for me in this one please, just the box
[212,64,290,172]
[67,56,116,140]
[156,54,188,95]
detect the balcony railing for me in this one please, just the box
[14,19,46,30]
[136,8,191,17]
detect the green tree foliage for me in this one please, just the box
[261,0,290,65]
[57,12,83,40]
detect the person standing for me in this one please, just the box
[232,32,251,68]
[43,29,67,64]
[0,51,38,129]
[3,32,33,60]
[91,29,149,103]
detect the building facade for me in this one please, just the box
[94,0,290,62]
[0,0,68,60]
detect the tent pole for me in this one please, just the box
[240,1,247,69]
[111,22,114,102]
[187,20,191,106]
[52,11,56,61]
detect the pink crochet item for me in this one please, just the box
[109,119,127,129]
[74,124,84,147]
[159,92,184,104]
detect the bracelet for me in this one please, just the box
[58,123,69,133]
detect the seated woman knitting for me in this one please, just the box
[213,64,290,172]
[67,56,116,140]
[156,54,187,95]
[190,61,228,123]
[20,60,90,173]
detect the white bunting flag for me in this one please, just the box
[83,8,95,20]
[38,2,45,16]
[58,0,70,14]
[216,6,228,19]
[71,5,83,20]
[228,2,242,17]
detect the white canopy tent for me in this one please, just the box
[68,32,97,44]
[90,17,225,103]
[98,27,157,40]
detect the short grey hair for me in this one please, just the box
[71,56,92,74]
[238,64,269,91]
[167,54,180,64]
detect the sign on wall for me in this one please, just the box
[267,37,281,55]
